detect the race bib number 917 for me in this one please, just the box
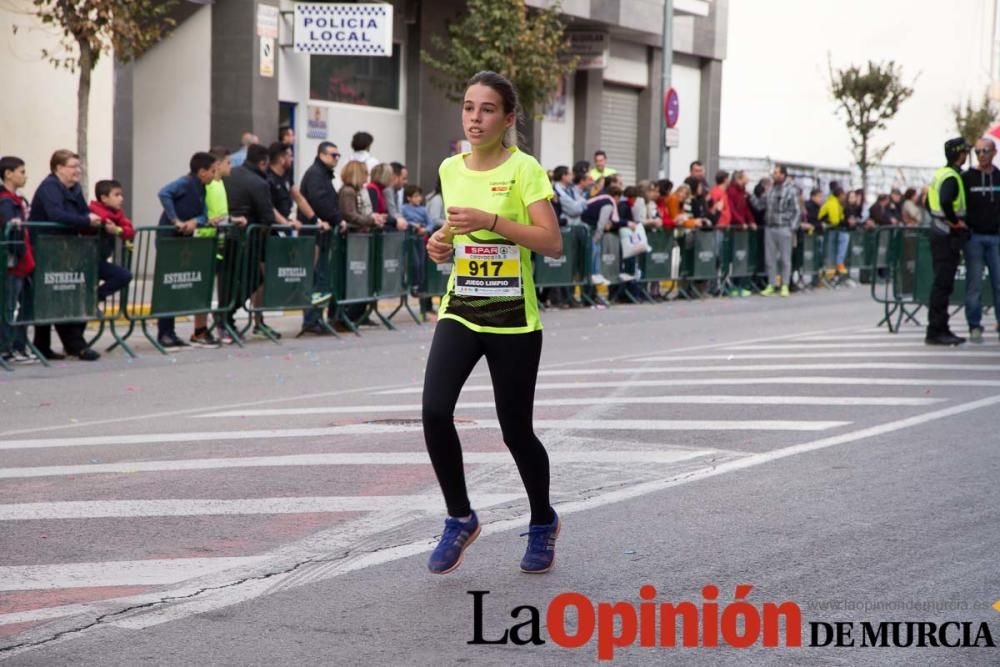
[454,244,522,297]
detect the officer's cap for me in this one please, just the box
[944,137,970,160]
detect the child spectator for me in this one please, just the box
[708,170,732,228]
[156,151,217,349]
[0,156,35,364]
[818,185,848,276]
[88,179,134,306]
[401,184,432,233]
[803,188,822,234]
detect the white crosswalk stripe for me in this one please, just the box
[0,449,719,480]
[0,418,848,451]
[379,376,1000,394]
[0,495,522,521]
[195,394,942,418]
[0,558,269,591]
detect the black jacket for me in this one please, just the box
[961,166,1000,234]
[224,163,276,228]
[297,159,340,229]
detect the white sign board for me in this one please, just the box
[306,105,328,139]
[566,31,608,69]
[293,2,393,56]
[257,4,279,38]
[666,128,680,148]
[259,37,275,78]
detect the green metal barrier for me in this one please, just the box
[679,229,718,298]
[2,222,107,366]
[869,226,988,332]
[598,231,622,289]
[331,231,378,335]
[408,233,452,320]
[639,227,673,300]
[750,226,767,290]
[240,224,331,343]
[793,231,821,289]
[534,228,576,290]
[375,230,420,327]
[116,225,236,354]
[847,229,871,283]
[0,232,15,371]
[722,228,753,296]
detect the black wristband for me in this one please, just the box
[309,215,319,225]
[490,214,498,232]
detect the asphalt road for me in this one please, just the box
[1,286,999,666]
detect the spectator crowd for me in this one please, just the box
[0,134,936,366]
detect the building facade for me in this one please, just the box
[1,0,728,228]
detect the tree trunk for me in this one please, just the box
[859,136,868,197]
[76,37,92,195]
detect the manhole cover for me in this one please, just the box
[361,418,423,426]
[356,417,478,426]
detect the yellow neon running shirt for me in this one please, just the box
[437,146,554,334]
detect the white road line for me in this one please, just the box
[0,558,269,591]
[0,418,846,452]
[533,363,1000,375]
[195,394,942,418]
[795,333,928,341]
[528,419,847,431]
[724,342,943,350]
[0,449,719,480]
[379,376,1000,394]
[0,494,520,521]
[9,391,995,636]
[637,351,1000,361]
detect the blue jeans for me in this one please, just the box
[1,274,27,353]
[98,260,132,300]
[964,233,1000,330]
[835,230,850,265]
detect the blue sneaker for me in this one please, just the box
[428,511,480,575]
[520,510,560,573]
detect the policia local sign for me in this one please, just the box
[293,2,393,56]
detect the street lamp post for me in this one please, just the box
[659,0,674,179]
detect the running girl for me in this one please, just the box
[423,71,563,575]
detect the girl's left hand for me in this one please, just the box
[446,207,492,235]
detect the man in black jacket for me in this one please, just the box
[961,138,1000,342]
[299,142,341,335]
[223,144,276,336]
[224,144,276,228]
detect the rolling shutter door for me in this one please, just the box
[600,84,640,185]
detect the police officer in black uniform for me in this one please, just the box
[925,138,970,346]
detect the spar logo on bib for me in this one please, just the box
[490,179,516,197]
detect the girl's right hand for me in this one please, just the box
[427,229,453,263]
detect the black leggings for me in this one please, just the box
[422,318,553,525]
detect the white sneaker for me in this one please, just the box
[619,273,635,282]
[590,273,608,286]
[13,350,39,365]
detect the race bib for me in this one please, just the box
[453,243,522,297]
